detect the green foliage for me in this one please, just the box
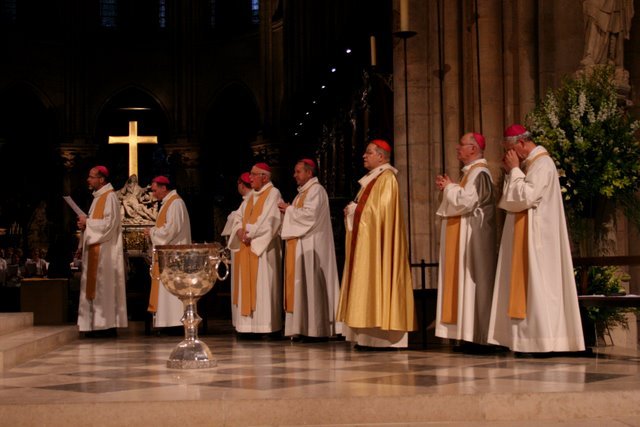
[575,265,637,331]
[526,66,640,220]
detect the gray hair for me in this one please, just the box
[504,131,532,144]
[372,145,391,160]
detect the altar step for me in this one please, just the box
[0,312,77,372]
[0,389,638,426]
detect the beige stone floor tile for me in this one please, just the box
[1,330,638,425]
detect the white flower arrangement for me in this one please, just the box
[527,66,640,216]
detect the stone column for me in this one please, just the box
[468,0,504,184]
[502,0,538,126]
[58,145,96,244]
[393,0,429,278]
[163,145,201,196]
[250,134,283,184]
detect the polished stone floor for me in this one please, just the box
[1,326,639,426]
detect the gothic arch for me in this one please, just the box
[0,81,60,255]
[199,81,261,240]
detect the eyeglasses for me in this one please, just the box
[249,172,265,176]
[88,175,100,179]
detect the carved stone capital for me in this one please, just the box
[164,144,201,169]
[57,145,96,171]
[250,135,281,167]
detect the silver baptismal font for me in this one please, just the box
[152,243,230,369]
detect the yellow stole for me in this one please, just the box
[85,189,114,301]
[441,163,486,324]
[284,183,316,313]
[340,174,381,311]
[148,194,181,313]
[233,187,273,316]
[507,151,549,320]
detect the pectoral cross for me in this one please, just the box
[108,121,158,177]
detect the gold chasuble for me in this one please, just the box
[148,194,181,313]
[337,169,415,331]
[284,183,316,313]
[85,190,114,301]
[441,163,486,324]
[234,187,273,316]
[507,151,549,320]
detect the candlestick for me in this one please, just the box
[393,27,416,264]
[370,35,377,67]
[400,0,409,32]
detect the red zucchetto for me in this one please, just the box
[371,139,392,153]
[300,158,317,170]
[152,175,171,186]
[472,132,486,149]
[95,165,109,177]
[239,172,251,185]
[253,162,271,173]
[504,124,528,138]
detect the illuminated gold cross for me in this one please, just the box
[108,121,158,177]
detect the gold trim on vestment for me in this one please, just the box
[234,187,273,316]
[85,189,114,301]
[284,183,315,313]
[507,151,549,320]
[148,194,181,313]
[441,163,486,324]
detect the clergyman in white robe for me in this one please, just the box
[488,125,585,353]
[435,154,496,345]
[221,173,252,327]
[149,188,191,327]
[78,181,128,332]
[228,164,283,334]
[281,172,341,338]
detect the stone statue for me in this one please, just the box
[117,174,157,225]
[581,0,634,68]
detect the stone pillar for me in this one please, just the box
[163,145,201,196]
[250,134,283,184]
[624,0,640,348]
[393,0,430,280]
[502,0,538,127]
[470,0,504,183]
[394,0,506,286]
[58,145,96,243]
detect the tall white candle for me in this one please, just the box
[400,0,409,32]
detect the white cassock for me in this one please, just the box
[281,177,341,337]
[78,183,128,331]
[149,190,192,327]
[488,146,585,352]
[221,193,249,327]
[228,182,283,333]
[435,159,497,345]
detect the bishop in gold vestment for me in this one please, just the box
[337,140,415,348]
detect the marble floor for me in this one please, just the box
[1,325,639,426]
